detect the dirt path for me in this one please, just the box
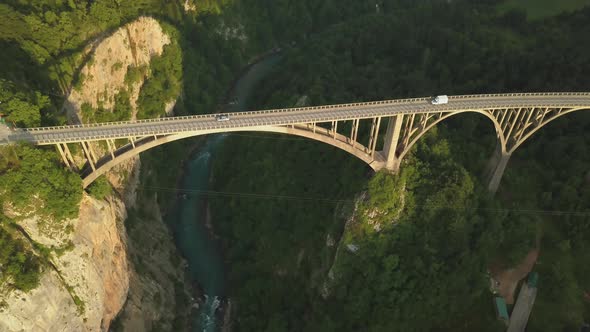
[490,249,539,304]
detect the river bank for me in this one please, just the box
[220,47,282,107]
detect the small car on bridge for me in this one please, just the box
[216,114,230,121]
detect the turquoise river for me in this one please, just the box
[168,53,281,332]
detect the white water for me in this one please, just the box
[200,295,221,331]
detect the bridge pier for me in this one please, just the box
[367,117,382,156]
[80,141,97,171]
[55,143,77,170]
[106,139,116,160]
[382,115,404,172]
[486,143,511,193]
[349,119,360,144]
[55,144,71,169]
[331,121,338,138]
[62,143,75,167]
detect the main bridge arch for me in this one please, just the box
[76,105,590,190]
[78,123,388,188]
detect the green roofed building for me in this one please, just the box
[494,297,510,325]
[507,272,539,332]
[528,272,538,288]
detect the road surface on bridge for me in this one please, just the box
[2,93,590,146]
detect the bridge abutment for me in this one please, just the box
[486,143,511,193]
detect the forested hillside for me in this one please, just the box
[1,0,590,330]
[211,2,590,331]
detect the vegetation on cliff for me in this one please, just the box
[0,224,41,293]
[86,176,112,201]
[0,145,82,220]
[136,32,183,120]
[0,78,53,128]
[0,144,79,297]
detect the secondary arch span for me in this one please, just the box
[396,109,506,163]
[507,106,590,154]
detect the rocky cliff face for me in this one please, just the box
[0,194,129,332]
[0,16,190,332]
[66,16,171,122]
[110,193,193,331]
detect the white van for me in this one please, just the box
[431,95,448,105]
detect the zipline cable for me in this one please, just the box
[135,185,590,217]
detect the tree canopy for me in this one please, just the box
[0,145,82,221]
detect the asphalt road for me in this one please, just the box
[2,93,590,146]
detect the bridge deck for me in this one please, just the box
[2,93,590,145]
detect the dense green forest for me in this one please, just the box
[210,2,590,331]
[1,0,589,330]
[498,0,590,20]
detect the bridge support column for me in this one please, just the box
[55,144,71,169]
[382,115,404,172]
[86,141,99,164]
[331,121,338,138]
[62,144,75,164]
[80,141,96,171]
[486,143,511,193]
[56,143,77,170]
[106,139,116,160]
[349,119,360,144]
[367,117,382,156]
[63,143,78,171]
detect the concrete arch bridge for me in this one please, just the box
[2,92,590,192]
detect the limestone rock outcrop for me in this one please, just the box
[0,194,129,332]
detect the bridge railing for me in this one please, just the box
[23,98,428,132]
[20,92,590,133]
[450,92,590,99]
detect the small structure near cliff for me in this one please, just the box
[507,272,538,332]
[493,296,510,325]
